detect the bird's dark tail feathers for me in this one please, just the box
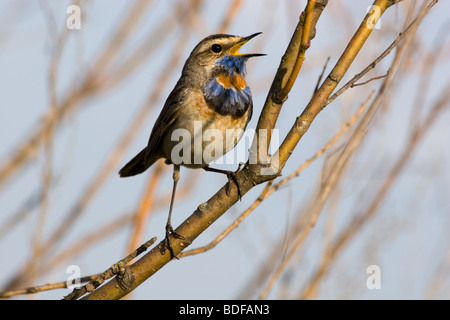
[119,148,153,177]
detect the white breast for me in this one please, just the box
[162,90,250,168]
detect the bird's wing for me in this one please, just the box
[145,81,186,161]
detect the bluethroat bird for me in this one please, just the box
[119,33,265,258]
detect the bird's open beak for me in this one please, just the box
[228,32,266,58]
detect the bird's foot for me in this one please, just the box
[225,170,242,200]
[160,224,184,260]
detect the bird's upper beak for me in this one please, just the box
[228,32,266,58]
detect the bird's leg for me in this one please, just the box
[161,164,184,259]
[203,165,243,199]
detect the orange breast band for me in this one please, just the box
[216,73,232,89]
[231,74,247,90]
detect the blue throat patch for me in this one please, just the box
[215,55,248,75]
[203,55,252,118]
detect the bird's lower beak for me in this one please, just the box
[228,32,266,58]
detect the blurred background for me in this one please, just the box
[0,0,449,299]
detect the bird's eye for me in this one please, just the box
[211,44,223,53]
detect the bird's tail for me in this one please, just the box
[119,148,155,177]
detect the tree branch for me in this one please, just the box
[82,0,329,300]
[82,0,406,300]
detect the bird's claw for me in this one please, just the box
[160,224,184,260]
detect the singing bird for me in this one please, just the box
[119,33,265,258]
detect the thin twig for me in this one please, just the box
[179,98,367,258]
[300,79,449,300]
[274,0,398,173]
[258,92,375,300]
[313,56,330,96]
[325,1,434,106]
[275,0,317,101]
[178,182,273,258]
[64,237,157,300]
[0,237,156,299]
[351,71,389,87]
